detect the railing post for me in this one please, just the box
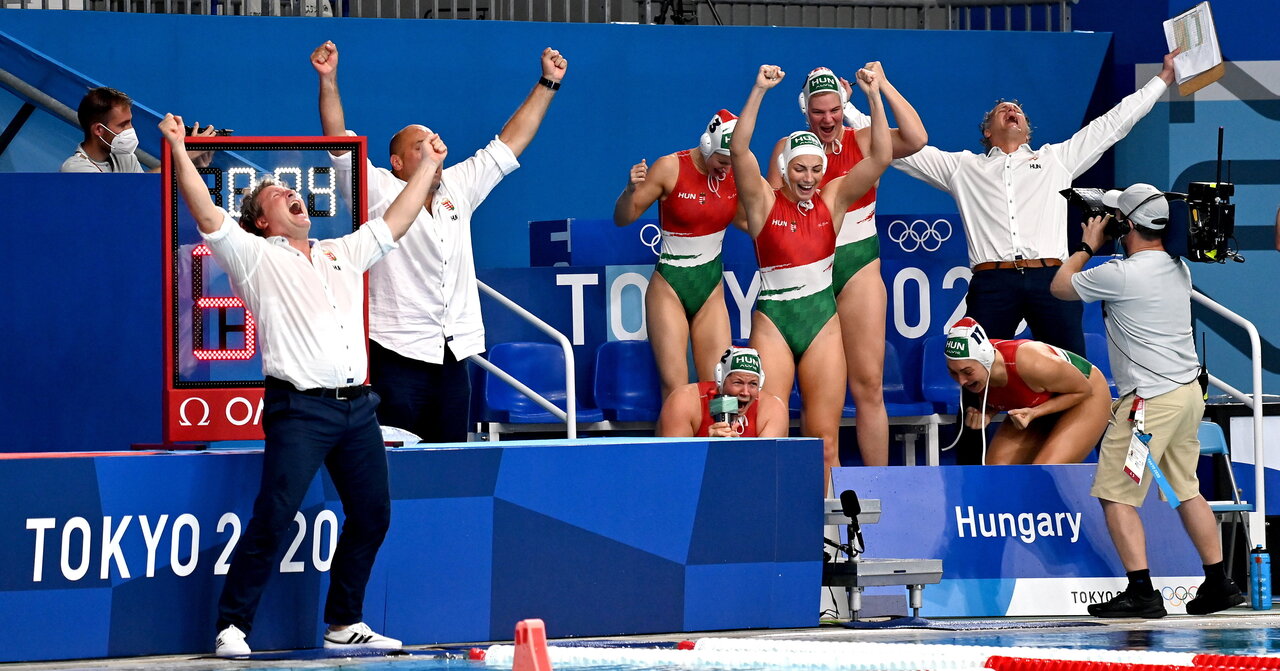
[477,281,579,439]
[1192,289,1266,547]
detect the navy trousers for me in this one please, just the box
[965,265,1085,356]
[216,386,391,635]
[369,340,471,444]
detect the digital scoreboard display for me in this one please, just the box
[162,137,367,442]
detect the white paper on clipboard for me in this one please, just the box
[1164,1,1222,84]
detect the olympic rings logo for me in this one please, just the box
[886,218,953,253]
[639,223,662,257]
[1161,584,1198,607]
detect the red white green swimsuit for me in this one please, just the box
[819,127,879,292]
[656,150,739,317]
[754,190,837,358]
[986,339,1093,412]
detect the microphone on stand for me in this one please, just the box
[839,489,864,558]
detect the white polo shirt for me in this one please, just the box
[332,137,519,364]
[200,208,398,390]
[1071,250,1199,399]
[894,76,1168,267]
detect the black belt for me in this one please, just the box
[265,376,370,400]
[972,258,1063,272]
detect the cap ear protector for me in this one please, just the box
[715,347,765,389]
[775,131,827,187]
[698,109,738,159]
[944,317,995,370]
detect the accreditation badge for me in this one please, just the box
[1124,426,1150,484]
[1123,396,1149,484]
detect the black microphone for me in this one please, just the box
[839,489,863,557]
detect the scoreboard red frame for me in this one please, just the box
[162,136,368,442]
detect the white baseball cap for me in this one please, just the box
[1102,183,1169,231]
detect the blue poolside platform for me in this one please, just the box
[0,437,822,663]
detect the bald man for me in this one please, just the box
[313,41,567,443]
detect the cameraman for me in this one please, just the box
[657,347,788,438]
[1051,183,1243,618]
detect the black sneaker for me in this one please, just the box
[1088,589,1167,618]
[1186,580,1245,615]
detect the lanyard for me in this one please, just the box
[1129,396,1146,433]
[1128,395,1180,508]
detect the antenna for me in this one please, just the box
[1216,126,1224,186]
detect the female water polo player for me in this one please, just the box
[730,64,890,479]
[614,110,741,400]
[766,63,926,466]
[943,317,1111,465]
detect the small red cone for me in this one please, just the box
[513,619,552,671]
[469,648,487,661]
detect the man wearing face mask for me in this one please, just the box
[61,87,216,173]
[61,87,146,173]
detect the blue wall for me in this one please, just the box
[0,174,162,451]
[1,12,1107,270]
[0,437,822,661]
[2,9,1278,451]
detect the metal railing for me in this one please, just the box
[1193,289,1266,547]
[2,0,1076,29]
[469,280,579,439]
[0,64,160,168]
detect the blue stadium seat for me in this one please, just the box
[921,335,961,415]
[1198,420,1252,566]
[847,340,932,417]
[1083,332,1118,399]
[593,340,662,422]
[483,342,604,424]
[1199,421,1251,511]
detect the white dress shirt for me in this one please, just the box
[200,208,398,390]
[894,76,1168,267]
[332,137,519,364]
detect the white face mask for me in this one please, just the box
[98,124,138,156]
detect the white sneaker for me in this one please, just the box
[323,622,402,650]
[215,624,252,657]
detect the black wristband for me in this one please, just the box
[539,76,561,91]
[1076,241,1095,257]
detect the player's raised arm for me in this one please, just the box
[829,67,890,221]
[732,65,785,237]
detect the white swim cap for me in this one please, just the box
[716,346,765,389]
[776,131,827,187]
[699,109,738,159]
[797,67,848,115]
[944,317,995,371]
